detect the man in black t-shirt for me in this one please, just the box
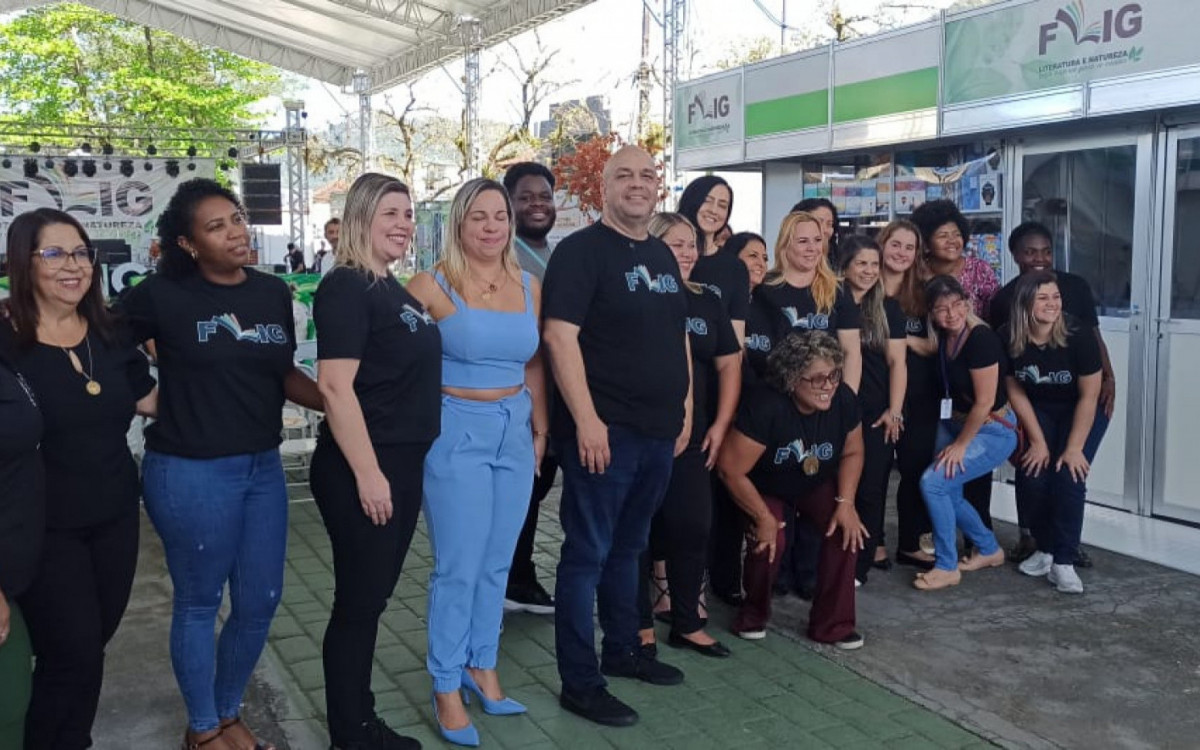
[989,221,1115,564]
[544,146,690,727]
[286,242,306,273]
[502,162,559,616]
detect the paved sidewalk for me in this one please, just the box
[258,494,992,750]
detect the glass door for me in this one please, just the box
[1150,128,1200,524]
[1013,132,1156,512]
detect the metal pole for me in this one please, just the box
[663,0,686,193]
[461,18,484,178]
[352,71,372,175]
[283,99,307,253]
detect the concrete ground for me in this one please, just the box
[90,478,1199,749]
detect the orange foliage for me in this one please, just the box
[552,132,670,222]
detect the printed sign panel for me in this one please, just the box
[0,157,217,262]
[675,71,743,151]
[945,0,1196,105]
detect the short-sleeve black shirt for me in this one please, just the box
[1004,316,1102,405]
[860,298,908,416]
[743,290,778,389]
[543,221,689,440]
[121,269,297,458]
[315,267,442,445]
[989,270,1100,332]
[734,384,860,504]
[691,252,750,324]
[754,280,862,338]
[941,325,1007,413]
[0,350,43,598]
[686,288,740,446]
[3,323,154,529]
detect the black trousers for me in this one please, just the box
[637,449,711,635]
[310,439,427,745]
[508,452,558,590]
[19,508,139,750]
[854,418,895,582]
[895,408,937,553]
[707,475,745,599]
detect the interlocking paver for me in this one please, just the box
[264,497,995,748]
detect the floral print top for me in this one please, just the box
[958,256,999,318]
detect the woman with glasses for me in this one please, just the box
[1004,271,1104,594]
[915,276,1014,591]
[121,180,321,750]
[0,208,157,748]
[717,331,868,649]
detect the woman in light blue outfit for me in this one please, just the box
[914,275,1015,591]
[407,178,548,747]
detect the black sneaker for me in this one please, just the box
[601,650,684,686]
[335,716,421,750]
[559,686,639,727]
[503,581,555,615]
[833,632,865,651]
[1073,546,1094,569]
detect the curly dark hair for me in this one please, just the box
[3,208,114,349]
[1008,220,1053,256]
[502,161,555,195]
[765,330,845,395]
[156,178,244,280]
[910,199,969,253]
[677,175,733,253]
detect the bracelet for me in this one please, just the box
[532,429,548,438]
[834,495,848,504]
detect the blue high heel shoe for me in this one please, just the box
[461,668,527,716]
[432,691,480,747]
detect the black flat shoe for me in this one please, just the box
[895,551,936,571]
[871,557,893,571]
[667,631,732,658]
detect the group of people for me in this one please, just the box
[0,142,1113,750]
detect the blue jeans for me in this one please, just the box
[920,417,1016,571]
[142,449,288,732]
[554,426,674,693]
[423,391,534,694]
[1015,404,1109,564]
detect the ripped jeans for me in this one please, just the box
[142,449,288,732]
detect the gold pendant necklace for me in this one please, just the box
[473,268,507,301]
[63,335,101,396]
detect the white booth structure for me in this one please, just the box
[674,0,1200,555]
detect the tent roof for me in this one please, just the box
[0,0,594,92]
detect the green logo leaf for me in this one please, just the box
[1129,46,1144,62]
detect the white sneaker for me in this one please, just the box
[1018,551,1053,577]
[1048,563,1084,594]
[735,628,766,640]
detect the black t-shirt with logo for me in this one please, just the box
[742,289,777,389]
[316,267,442,445]
[0,350,43,598]
[1003,316,1102,405]
[691,251,750,324]
[121,269,297,458]
[900,305,939,409]
[989,270,1100,332]
[754,280,862,341]
[543,221,689,441]
[686,288,740,447]
[734,383,860,504]
[3,322,154,530]
[941,325,1007,414]
[859,297,908,417]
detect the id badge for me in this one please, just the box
[940,398,953,420]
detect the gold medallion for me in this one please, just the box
[86,380,102,396]
[803,455,820,475]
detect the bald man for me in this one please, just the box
[542,147,692,726]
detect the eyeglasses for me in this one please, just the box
[931,298,968,317]
[34,246,96,270]
[796,369,843,389]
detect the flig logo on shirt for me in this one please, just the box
[746,333,771,352]
[196,313,288,345]
[782,307,830,330]
[773,438,834,466]
[625,265,679,294]
[1016,365,1074,385]
[686,317,709,336]
[400,304,435,332]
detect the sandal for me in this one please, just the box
[650,566,671,620]
[912,568,961,590]
[219,717,276,750]
[182,728,227,750]
[958,549,1005,572]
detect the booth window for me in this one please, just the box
[1171,137,1200,320]
[801,154,893,236]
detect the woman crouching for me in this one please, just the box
[717,331,868,649]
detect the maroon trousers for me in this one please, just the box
[733,480,857,643]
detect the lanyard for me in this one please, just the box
[939,326,969,400]
[515,237,548,271]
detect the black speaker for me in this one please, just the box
[240,163,283,225]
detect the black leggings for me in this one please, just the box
[509,452,559,589]
[707,474,744,600]
[310,438,428,746]
[855,418,895,582]
[895,408,936,553]
[638,449,712,635]
[19,508,139,750]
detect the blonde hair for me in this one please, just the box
[648,212,703,294]
[877,219,925,319]
[337,172,411,276]
[436,178,521,297]
[765,210,839,315]
[1008,270,1069,357]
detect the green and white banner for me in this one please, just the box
[675,71,743,150]
[946,0,1196,105]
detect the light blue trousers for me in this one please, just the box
[423,390,534,694]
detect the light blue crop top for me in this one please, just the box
[433,270,540,389]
